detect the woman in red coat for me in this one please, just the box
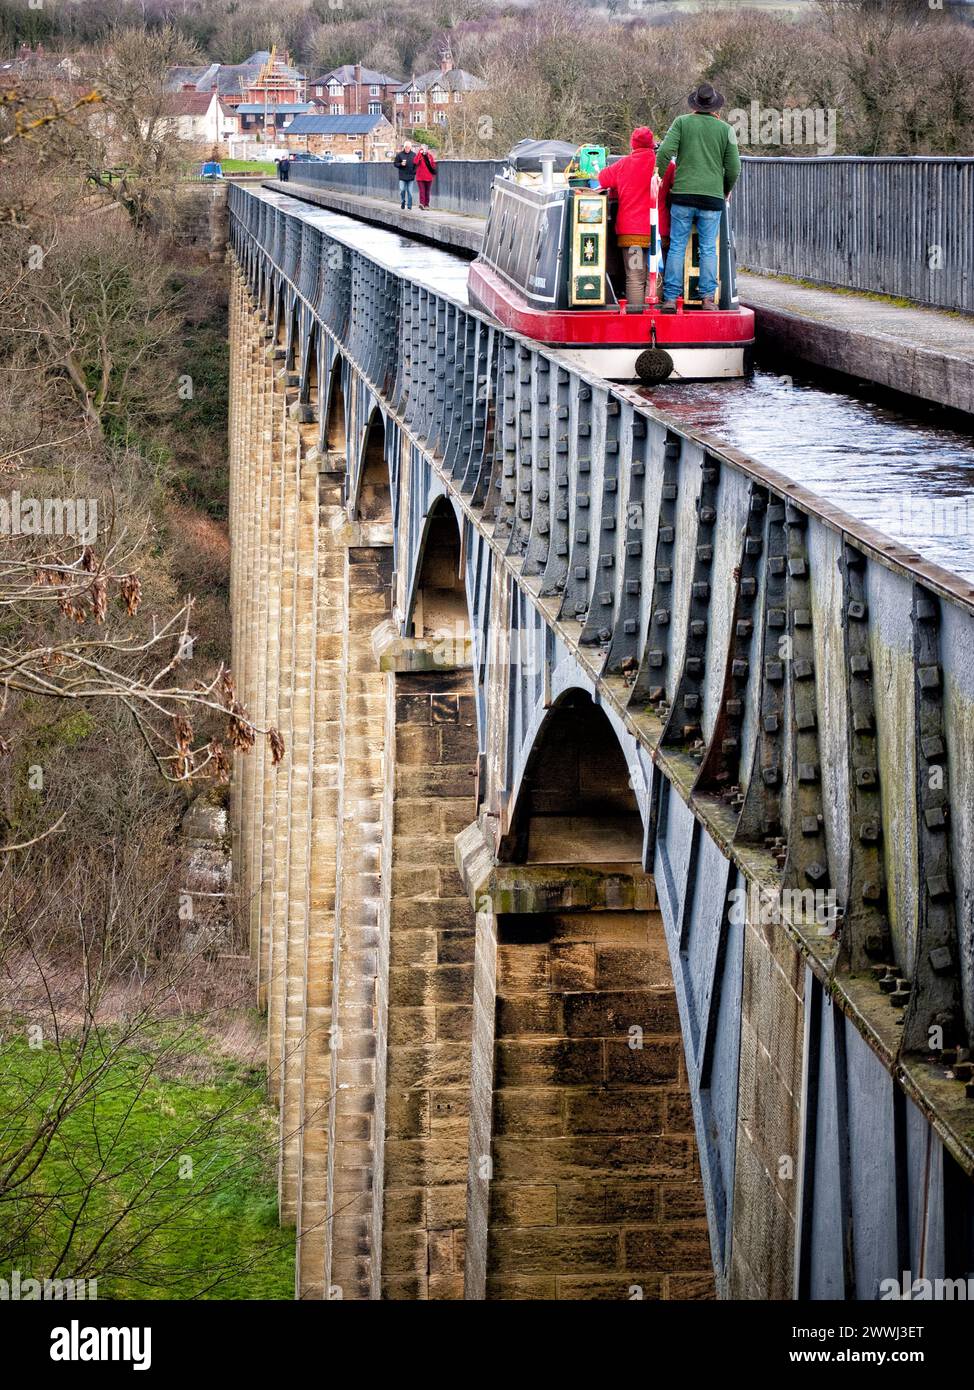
[415,145,437,209]
[598,127,675,312]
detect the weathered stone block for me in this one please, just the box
[494,1039,604,1088]
[489,1185,558,1228]
[563,989,680,1038]
[487,1227,620,1273]
[494,1089,564,1137]
[426,1183,467,1229]
[623,1225,713,1272]
[564,1089,665,1136]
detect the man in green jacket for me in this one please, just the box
[656,82,741,312]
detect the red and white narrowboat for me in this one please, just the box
[467,140,755,385]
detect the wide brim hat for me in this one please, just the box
[688,82,725,112]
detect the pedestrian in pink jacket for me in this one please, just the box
[415,146,437,210]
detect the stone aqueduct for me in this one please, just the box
[226,184,974,1301]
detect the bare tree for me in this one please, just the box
[69,24,201,230]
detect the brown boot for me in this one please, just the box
[699,295,716,311]
[623,246,647,314]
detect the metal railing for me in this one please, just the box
[285,154,974,312]
[735,156,974,312]
[285,157,503,217]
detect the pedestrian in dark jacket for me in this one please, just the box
[655,81,741,311]
[394,143,417,209]
[598,126,676,312]
[276,156,290,183]
[415,145,437,209]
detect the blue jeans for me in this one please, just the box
[662,204,722,302]
[400,180,413,209]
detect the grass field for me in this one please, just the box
[0,1022,294,1300]
[220,158,276,175]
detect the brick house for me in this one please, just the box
[165,48,306,112]
[281,113,396,161]
[394,52,484,132]
[306,64,402,119]
[242,47,306,106]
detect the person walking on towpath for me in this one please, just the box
[394,142,418,210]
[415,145,437,209]
[655,81,741,313]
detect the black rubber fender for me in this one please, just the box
[635,347,674,384]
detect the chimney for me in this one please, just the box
[440,48,453,75]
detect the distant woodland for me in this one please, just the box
[2,0,974,155]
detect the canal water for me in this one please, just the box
[645,368,974,583]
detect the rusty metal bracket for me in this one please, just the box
[661,455,722,751]
[736,499,787,845]
[782,504,830,900]
[902,584,963,1053]
[629,434,682,710]
[695,482,767,797]
[605,409,649,676]
[838,542,891,974]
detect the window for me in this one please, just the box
[396,92,404,104]
[453,91,462,102]
[369,84,381,96]
[368,101,381,115]
[432,87,447,104]
[410,90,422,104]
[438,111,447,124]
[330,103,341,115]
[315,85,324,97]
[328,81,341,95]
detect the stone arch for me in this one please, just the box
[302,322,319,413]
[272,284,286,349]
[323,361,346,458]
[354,407,391,524]
[261,264,273,321]
[481,686,714,1301]
[407,497,471,645]
[285,299,300,372]
[501,689,642,867]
